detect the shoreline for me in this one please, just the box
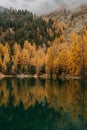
[0,73,50,79]
[0,73,83,80]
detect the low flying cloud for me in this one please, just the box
[0,0,87,15]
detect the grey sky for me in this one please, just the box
[0,0,87,15]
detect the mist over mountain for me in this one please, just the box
[0,0,87,15]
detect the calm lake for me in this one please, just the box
[0,78,87,130]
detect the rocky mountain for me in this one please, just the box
[42,5,87,40]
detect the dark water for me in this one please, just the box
[0,78,87,130]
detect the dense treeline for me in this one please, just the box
[46,26,87,78]
[0,8,66,47]
[0,26,87,78]
[0,8,87,78]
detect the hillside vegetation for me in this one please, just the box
[0,7,65,47]
[0,6,87,78]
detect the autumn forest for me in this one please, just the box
[0,8,87,78]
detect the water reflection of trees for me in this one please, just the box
[0,78,87,123]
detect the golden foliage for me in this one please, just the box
[0,26,87,77]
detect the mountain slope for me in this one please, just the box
[0,7,59,47]
[0,5,87,47]
[42,5,87,40]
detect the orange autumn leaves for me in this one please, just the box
[46,27,87,77]
[0,27,87,77]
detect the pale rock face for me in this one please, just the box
[42,5,87,41]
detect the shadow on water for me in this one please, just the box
[0,78,87,130]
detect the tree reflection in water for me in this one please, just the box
[0,78,87,130]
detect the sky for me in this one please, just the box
[0,0,87,15]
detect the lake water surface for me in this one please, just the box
[0,78,87,130]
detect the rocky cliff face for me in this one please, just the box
[42,5,87,40]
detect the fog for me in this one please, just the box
[0,0,87,15]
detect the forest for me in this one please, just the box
[0,9,63,46]
[0,9,87,78]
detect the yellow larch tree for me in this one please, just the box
[1,43,10,72]
[21,48,29,72]
[12,42,21,73]
[31,47,45,75]
[68,32,81,76]
[81,27,87,76]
